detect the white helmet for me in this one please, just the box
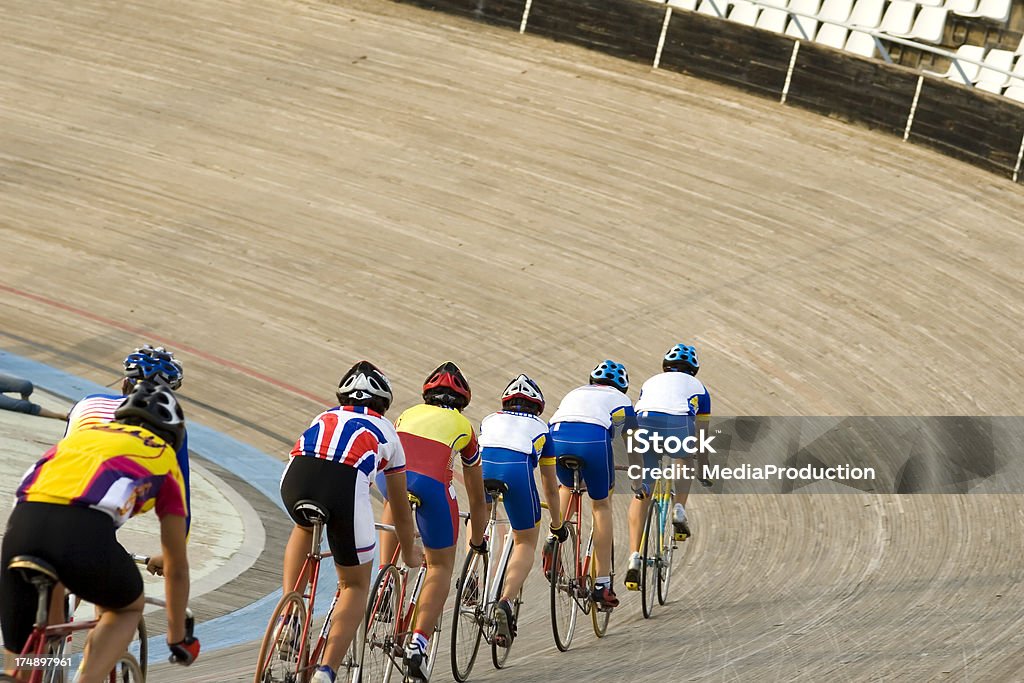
[501,374,545,413]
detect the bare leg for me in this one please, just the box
[283,525,313,594]
[411,546,455,640]
[320,563,372,672]
[591,497,613,578]
[76,595,144,683]
[378,502,399,566]
[628,495,652,555]
[500,526,539,601]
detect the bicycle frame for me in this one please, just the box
[563,467,596,608]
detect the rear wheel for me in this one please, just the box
[491,546,521,669]
[254,591,308,683]
[363,565,402,683]
[451,551,486,682]
[640,500,658,619]
[657,498,675,606]
[549,522,578,652]
[135,614,148,680]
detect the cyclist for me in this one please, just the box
[280,360,420,683]
[479,374,563,647]
[624,343,711,591]
[66,345,191,543]
[544,360,636,610]
[376,361,488,682]
[1,381,199,682]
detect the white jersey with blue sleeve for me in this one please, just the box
[549,384,636,437]
[479,411,551,466]
[635,373,711,417]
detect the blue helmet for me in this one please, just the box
[589,360,629,393]
[663,343,699,375]
[123,345,184,390]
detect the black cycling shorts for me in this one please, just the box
[1,502,143,652]
[280,456,376,567]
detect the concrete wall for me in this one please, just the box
[392,0,1024,181]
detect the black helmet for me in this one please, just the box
[337,361,393,414]
[114,380,185,449]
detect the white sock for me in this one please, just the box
[630,551,642,561]
[596,575,611,587]
[674,503,686,520]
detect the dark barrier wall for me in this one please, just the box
[391,0,1024,181]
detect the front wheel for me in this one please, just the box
[591,538,613,638]
[640,499,658,619]
[254,591,308,683]
[657,499,675,606]
[451,551,486,682]
[110,652,145,682]
[549,522,579,652]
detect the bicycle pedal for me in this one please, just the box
[674,531,689,541]
[624,580,639,591]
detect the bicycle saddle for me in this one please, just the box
[483,479,509,496]
[8,555,59,585]
[557,455,585,471]
[293,499,329,524]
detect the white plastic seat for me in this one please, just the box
[928,44,986,84]
[786,15,820,37]
[729,0,762,24]
[1003,85,1024,102]
[756,6,791,31]
[943,0,977,12]
[848,0,885,27]
[845,29,879,57]
[960,0,1010,22]
[668,0,700,9]
[697,0,731,17]
[815,21,850,47]
[906,6,948,42]
[817,0,854,21]
[879,1,918,35]
[976,48,1015,92]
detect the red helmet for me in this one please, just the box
[422,361,471,409]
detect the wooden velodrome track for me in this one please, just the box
[3,0,1024,680]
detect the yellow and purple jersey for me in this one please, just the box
[17,422,187,528]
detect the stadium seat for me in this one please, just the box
[817,0,854,21]
[926,44,985,84]
[815,22,850,47]
[786,0,821,38]
[906,6,948,42]
[943,0,977,13]
[975,48,1014,92]
[848,0,886,28]
[879,1,918,35]
[729,0,762,25]
[756,6,791,31]
[697,0,731,17]
[668,0,700,9]
[1003,85,1024,102]
[960,0,1010,22]
[845,29,880,57]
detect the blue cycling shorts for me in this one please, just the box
[481,447,541,531]
[636,411,696,487]
[375,470,458,550]
[549,422,614,500]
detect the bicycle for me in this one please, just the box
[625,474,677,618]
[254,499,366,683]
[450,479,522,682]
[2,554,194,683]
[363,494,467,683]
[546,455,615,652]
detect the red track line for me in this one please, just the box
[0,283,326,405]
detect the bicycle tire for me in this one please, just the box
[491,552,521,670]
[363,564,402,683]
[657,497,675,606]
[110,652,144,683]
[451,550,486,682]
[135,614,148,680]
[592,537,613,637]
[549,521,578,652]
[253,590,308,683]
[640,499,658,619]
